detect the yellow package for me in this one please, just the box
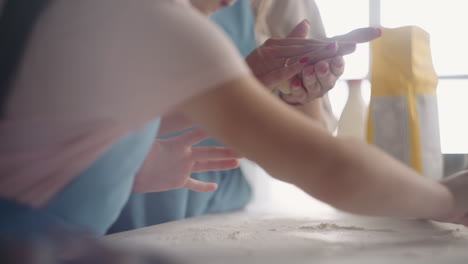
[367,26,442,180]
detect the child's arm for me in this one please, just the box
[158,111,194,137]
[178,75,454,221]
[441,170,468,225]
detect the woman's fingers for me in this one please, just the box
[333,27,382,43]
[302,65,321,98]
[287,19,311,38]
[315,60,338,95]
[191,146,242,160]
[266,27,381,47]
[260,58,309,88]
[264,37,330,47]
[290,78,308,103]
[299,42,338,65]
[191,159,240,173]
[183,178,218,192]
[280,77,307,105]
[336,42,357,56]
[271,44,333,58]
[285,57,344,103]
[333,27,381,56]
[272,42,338,70]
[330,56,345,77]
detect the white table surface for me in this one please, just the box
[105,194,468,264]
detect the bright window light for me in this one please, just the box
[381,0,468,76]
[315,0,370,79]
[381,0,468,153]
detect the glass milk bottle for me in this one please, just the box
[337,79,367,140]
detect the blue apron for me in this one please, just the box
[107,0,258,233]
[0,0,257,238]
[45,119,161,235]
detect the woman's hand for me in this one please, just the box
[280,27,382,105]
[246,20,339,89]
[133,129,241,193]
[439,170,468,226]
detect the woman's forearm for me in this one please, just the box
[180,75,453,220]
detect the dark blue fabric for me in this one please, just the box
[0,0,52,117]
[0,198,78,239]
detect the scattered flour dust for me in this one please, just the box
[182,228,251,241]
[227,231,250,240]
[299,223,393,232]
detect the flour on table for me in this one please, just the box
[299,223,393,232]
[227,231,250,240]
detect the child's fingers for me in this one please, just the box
[192,159,240,173]
[459,217,468,227]
[176,129,210,146]
[184,179,218,192]
[191,146,242,161]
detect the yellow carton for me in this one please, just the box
[367,26,442,179]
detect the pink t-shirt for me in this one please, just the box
[0,0,250,207]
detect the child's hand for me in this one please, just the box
[132,129,241,193]
[440,170,468,226]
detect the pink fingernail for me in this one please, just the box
[326,42,337,50]
[319,65,328,74]
[299,57,310,64]
[292,79,301,87]
[304,19,311,25]
[220,0,231,7]
[307,69,315,76]
[375,28,382,37]
[333,62,343,68]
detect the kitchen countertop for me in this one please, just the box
[105,196,468,264]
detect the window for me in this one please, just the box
[315,0,370,79]
[316,0,468,153]
[381,0,468,76]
